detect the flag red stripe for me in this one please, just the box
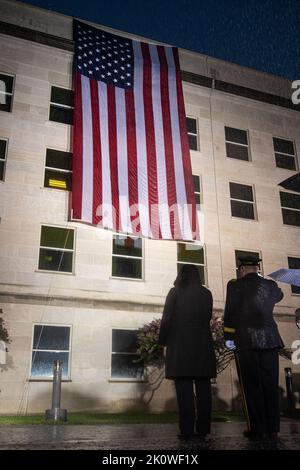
[157,45,179,240]
[90,79,102,225]
[72,72,83,220]
[107,84,120,232]
[141,42,160,239]
[125,90,140,234]
[173,48,198,239]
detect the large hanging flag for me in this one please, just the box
[72,19,199,240]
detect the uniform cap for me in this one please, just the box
[238,256,262,268]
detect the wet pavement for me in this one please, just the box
[0,420,299,450]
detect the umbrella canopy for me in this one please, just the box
[278,172,300,193]
[268,268,300,287]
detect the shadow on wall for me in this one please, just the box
[0,353,14,373]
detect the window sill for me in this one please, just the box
[108,378,147,383]
[109,276,144,282]
[29,378,72,382]
[230,216,258,222]
[35,269,75,276]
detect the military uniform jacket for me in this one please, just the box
[224,273,284,350]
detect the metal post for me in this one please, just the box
[284,367,295,414]
[45,360,67,422]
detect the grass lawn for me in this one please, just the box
[0,411,244,425]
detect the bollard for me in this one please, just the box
[284,367,295,413]
[45,360,67,422]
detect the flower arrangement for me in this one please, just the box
[136,315,234,373]
[0,317,11,344]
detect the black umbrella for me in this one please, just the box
[278,172,300,193]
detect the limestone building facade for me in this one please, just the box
[0,0,299,414]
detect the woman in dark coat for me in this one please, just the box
[158,264,216,440]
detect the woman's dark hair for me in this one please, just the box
[174,264,202,287]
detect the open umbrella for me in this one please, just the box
[278,173,300,193]
[268,268,300,287]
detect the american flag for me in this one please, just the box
[72,19,199,240]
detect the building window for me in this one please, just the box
[225,126,250,161]
[0,73,14,112]
[49,86,74,125]
[234,250,263,278]
[112,234,143,279]
[177,242,207,285]
[186,117,199,151]
[111,329,144,380]
[193,174,203,209]
[229,182,256,220]
[38,225,75,273]
[44,148,72,190]
[288,257,300,294]
[273,137,297,170]
[31,324,71,379]
[0,139,8,181]
[280,191,300,227]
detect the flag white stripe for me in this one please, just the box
[98,81,113,229]
[149,45,172,239]
[115,87,132,234]
[81,75,93,224]
[165,48,193,240]
[132,40,152,238]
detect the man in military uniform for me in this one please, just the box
[224,257,284,439]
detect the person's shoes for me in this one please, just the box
[243,430,264,441]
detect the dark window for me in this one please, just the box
[111,329,144,379]
[44,148,72,190]
[280,191,300,227]
[49,86,74,125]
[288,257,300,294]
[186,117,198,151]
[193,174,202,207]
[230,182,256,220]
[31,325,70,378]
[177,243,206,285]
[273,138,296,170]
[0,139,8,181]
[38,226,75,273]
[112,234,142,279]
[234,250,263,278]
[0,74,14,112]
[225,126,249,161]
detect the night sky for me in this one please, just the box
[20,0,299,80]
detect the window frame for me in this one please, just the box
[287,256,300,295]
[110,327,145,382]
[225,126,251,162]
[37,224,76,274]
[0,137,8,182]
[0,72,15,113]
[177,242,208,286]
[229,181,257,221]
[193,174,203,210]
[186,116,199,151]
[280,190,300,227]
[44,147,73,191]
[30,323,72,380]
[111,232,144,281]
[49,85,74,125]
[273,136,298,171]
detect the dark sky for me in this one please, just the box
[21,0,299,80]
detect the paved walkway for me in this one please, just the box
[0,420,299,450]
